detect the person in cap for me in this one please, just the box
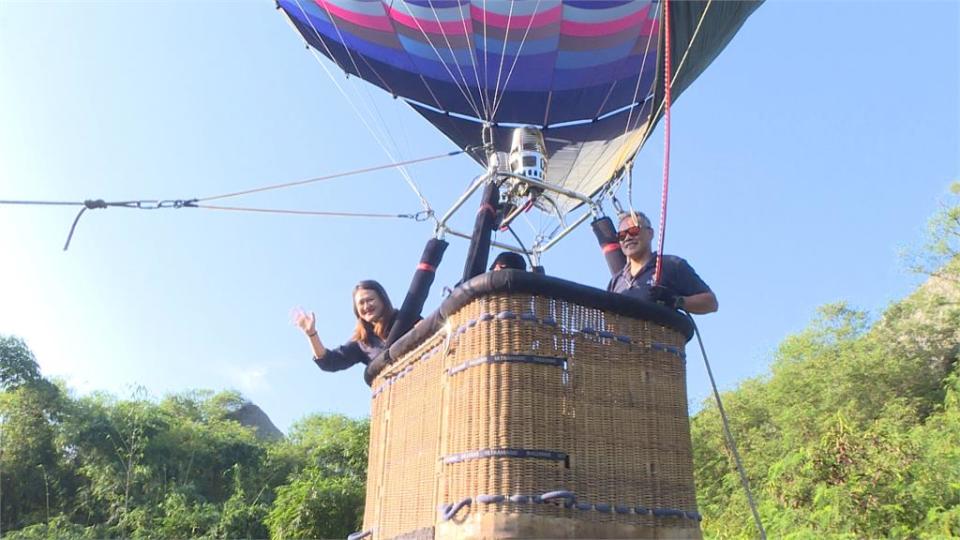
[490,251,527,271]
[294,280,399,373]
[608,211,718,314]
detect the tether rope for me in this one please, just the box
[686,312,767,540]
[3,149,463,249]
[198,149,464,202]
[1,198,197,250]
[193,204,430,221]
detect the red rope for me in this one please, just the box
[654,0,672,285]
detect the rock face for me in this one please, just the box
[226,402,284,441]
[875,261,960,380]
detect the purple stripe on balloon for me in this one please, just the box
[387,4,470,36]
[470,3,563,30]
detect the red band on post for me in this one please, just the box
[417,262,436,272]
[601,242,620,253]
[477,203,496,216]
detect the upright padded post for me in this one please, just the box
[592,216,627,276]
[386,238,448,347]
[461,181,500,282]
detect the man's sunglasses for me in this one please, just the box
[617,225,648,242]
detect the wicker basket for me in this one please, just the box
[363,287,701,540]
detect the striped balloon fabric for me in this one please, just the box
[278,0,760,213]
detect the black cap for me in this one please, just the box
[490,252,527,271]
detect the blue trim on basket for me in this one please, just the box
[441,490,701,521]
[443,448,568,464]
[439,497,472,521]
[652,343,686,358]
[446,354,567,376]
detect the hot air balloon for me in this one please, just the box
[276,1,761,538]
[279,0,758,251]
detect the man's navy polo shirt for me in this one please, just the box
[607,253,711,302]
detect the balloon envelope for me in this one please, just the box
[279,0,761,213]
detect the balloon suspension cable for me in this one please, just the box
[482,123,495,156]
[600,164,630,218]
[654,0,673,286]
[611,196,624,217]
[686,312,767,540]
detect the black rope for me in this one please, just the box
[195,149,469,203]
[504,224,535,269]
[2,148,476,250]
[2,196,432,250]
[193,204,432,221]
[685,311,767,540]
[1,198,198,251]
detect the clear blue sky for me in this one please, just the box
[1,1,957,432]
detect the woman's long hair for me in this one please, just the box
[351,280,397,345]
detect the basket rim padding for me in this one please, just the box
[364,270,693,385]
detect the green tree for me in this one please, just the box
[0,336,42,391]
[692,184,960,538]
[1,338,372,539]
[907,181,960,283]
[265,414,369,540]
[266,469,365,540]
[0,336,68,533]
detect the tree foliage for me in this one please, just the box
[693,184,960,538]
[0,336,369,539]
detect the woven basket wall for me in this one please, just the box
[363,292,701,539]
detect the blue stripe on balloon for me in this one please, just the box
[563,1,647,22]
[475,34,559,57]
[555,40,635,69]
[397,34,479,68]
[299,11,419,72]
